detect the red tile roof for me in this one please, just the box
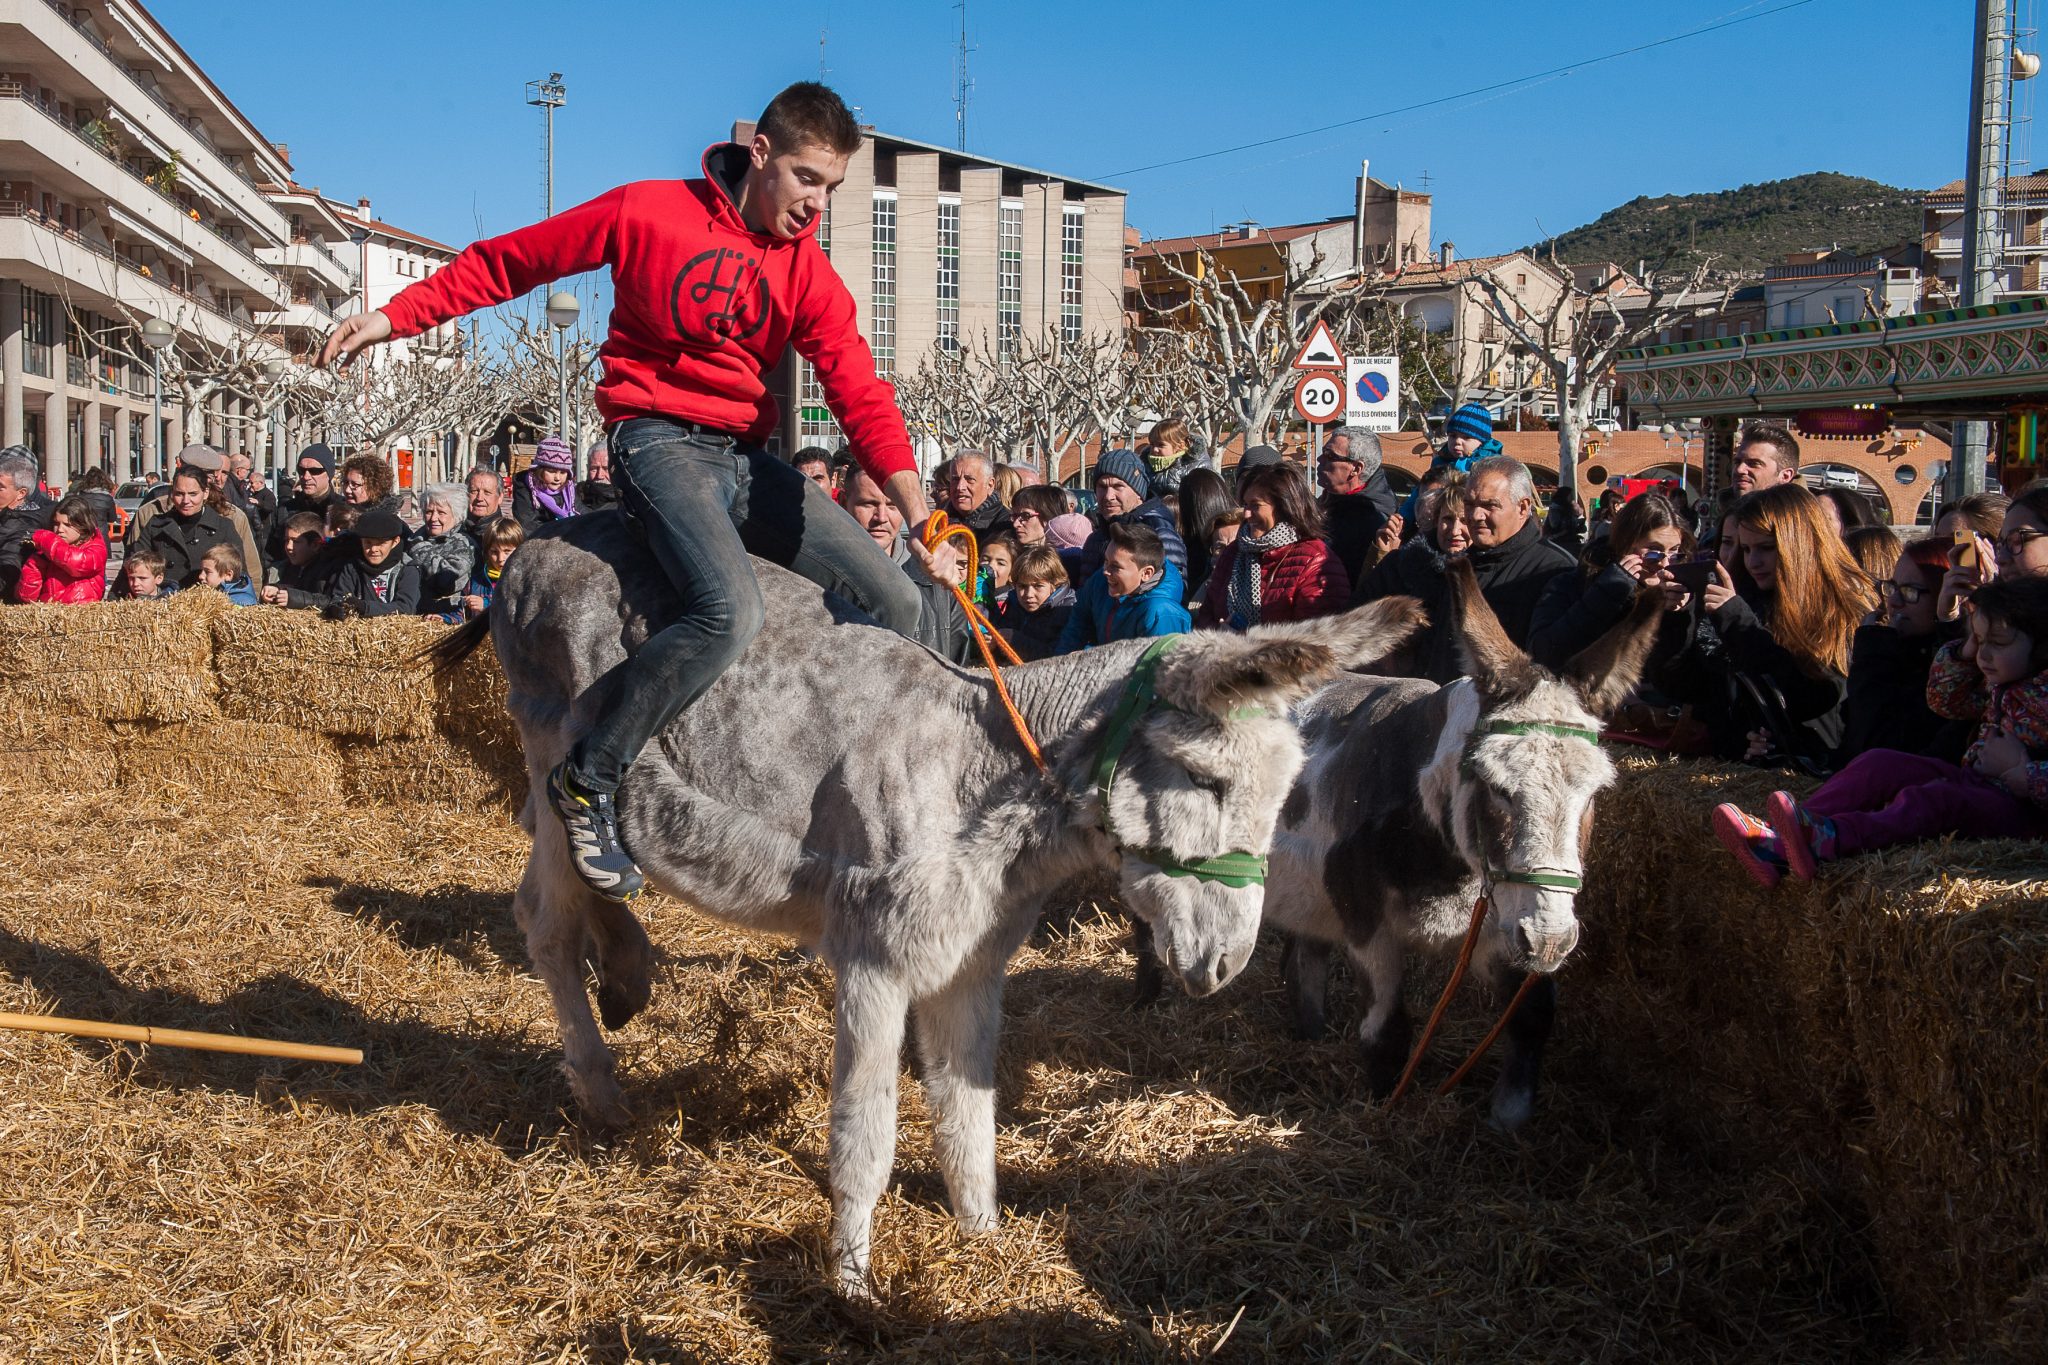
[1379,251,1541,287]
[335,211,458,256]
[1924,175,2048,201]
[1134,219,1345,258]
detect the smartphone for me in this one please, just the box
[1953,527,1977,569]
[1669,554,1718,595]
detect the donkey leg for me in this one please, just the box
[1488,969,1558,1133]
[1350,930,1411,1100]
[515,846,630,1130]
[584,898,656,1032]
[1128,915,1163,1009]
[1282,933,1334,1041]
[829,962,911,1296]
[913,964,1003,1236]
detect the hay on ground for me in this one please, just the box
[211,609,443,740]
[0,592,221,730]
[338,733,522,813]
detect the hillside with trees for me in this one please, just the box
[1525,172,1922,277]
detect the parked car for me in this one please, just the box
[1587,417,1622,433]
[112,479,156,544]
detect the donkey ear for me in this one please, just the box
[1156,633,1341,717]
[1561,586,1665,718]
[1448,557,1543,702]
[1233,595,1430,671]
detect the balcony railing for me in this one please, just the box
[0,200,264,341]
[38,0,261,191]
[0,88,275,281]
[288,233,353,280]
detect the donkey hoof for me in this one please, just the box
[1131,955,1164,1010]
[596,980,649,1032]
[1489,1088,1535,1133]
[832,1252,880,1304]
[568,1069,632,1134]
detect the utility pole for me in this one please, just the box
[1957,0,2011,500]
[526,72,567,217]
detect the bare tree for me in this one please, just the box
[1473,256,1728,492]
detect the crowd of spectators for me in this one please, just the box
[5,401,2043,870]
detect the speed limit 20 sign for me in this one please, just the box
[1294,370,1345,424]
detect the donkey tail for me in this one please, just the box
[422,612,492,676]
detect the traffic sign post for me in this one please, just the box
[1345,356,1400,433]
[1294,370,1345,425]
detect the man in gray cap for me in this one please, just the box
[127,444,265,583]
[1316,425,1400,584]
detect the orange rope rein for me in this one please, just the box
[1435,970,1539,1096]
[1387,891,1490,1106]
[921,511,1044,772]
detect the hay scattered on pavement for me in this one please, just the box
[0,782,1913,1362]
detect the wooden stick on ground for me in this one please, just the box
[0,1011,363,1065]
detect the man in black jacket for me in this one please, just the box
[266,443,343,564]
[0,445,53,601]
[1353,454,1573,682]
[939,450,1012,549]
[1316,426,1399,585]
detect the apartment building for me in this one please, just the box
[1921,175,2048,306]
[727,120,1128,459]
[0,0,358,486]
[1762,248,1921,330]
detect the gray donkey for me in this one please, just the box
[1260,560,1661,1130]
[432,512,1425,1292]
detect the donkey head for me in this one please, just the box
[1103,596,1428,996]
[1419,559,1662,974]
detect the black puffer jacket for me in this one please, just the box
[1527,544,1722,690]
[1353,517,1574,683]
[0,492,54,600]
[1320,472,1398,587]
[1699,588,1849,766]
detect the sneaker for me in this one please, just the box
[547,763,645,903]
[1766,790,1836,883]
[1712,803,1786,890]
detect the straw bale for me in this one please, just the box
[0,591,220,730]
[0,713,119,796]
[338,732,523,813]
[212,609,444,740]
[114,719,342,807]
[1573,754,2048,1349]
[428,628,525,798]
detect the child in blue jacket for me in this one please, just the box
[1056,521,1191,654]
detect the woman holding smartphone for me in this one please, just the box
[1937,486,2048,622]
[1529,491,1708,670]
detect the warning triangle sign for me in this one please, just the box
[1291,319,1346,371]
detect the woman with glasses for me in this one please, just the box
[1836,537,1962,766]
[1938,485,2048,621]
[1004,484,1067,549]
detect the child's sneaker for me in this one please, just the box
[1765,790,1837,883]
[1712,803,1786,890]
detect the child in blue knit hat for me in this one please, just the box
[1399,403,1501,524]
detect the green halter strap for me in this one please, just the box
[1459,716,1604,893]
[1087,636,1269,890]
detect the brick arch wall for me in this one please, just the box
[1377,429,1947,525]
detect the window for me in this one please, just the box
[871,191,897,376]
[936,199,960,353]
[797,359,842,446]
[22,286,56,378]
[1060,205,1085,344]
[998,201,1023,361]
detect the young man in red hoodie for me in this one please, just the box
[320,83,941,903]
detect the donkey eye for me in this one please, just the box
[1189,773,1227,798]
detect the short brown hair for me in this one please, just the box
[284,512,325,539]
[1104,521,1165,573]
[1239,463,1324,539]
[1736,421,1800,472]
[756,82,862,155]
[126,551,166,577]
[1148,416,1190,455]
[480,516,526,554]
[201,543,243,578]
[1012,544,1068,587]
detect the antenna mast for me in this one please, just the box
[953,1,972,150]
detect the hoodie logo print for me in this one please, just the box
[671,247,770,345]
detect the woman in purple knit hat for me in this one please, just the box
[512,435,580,531]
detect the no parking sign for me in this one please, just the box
[1346,356,1400,433]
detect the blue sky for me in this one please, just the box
[155,0,1983,255]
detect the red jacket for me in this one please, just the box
[17,529,106,603]
[379,144,913,482]
[1198,537,1350,628]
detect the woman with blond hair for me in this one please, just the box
[1699,482,1875,768]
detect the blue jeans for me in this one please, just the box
[570,417,922,793]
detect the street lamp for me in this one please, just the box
[546,290,579,460]
[140,318,173,479]
[1659,418,1703,497]
[262,357,288,483]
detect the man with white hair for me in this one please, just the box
[1316,425,1399,584]
[1352,454,1573,682]
[940,448,1012,548]
[0,445,52,600]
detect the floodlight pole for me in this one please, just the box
[1956,0,2011,499]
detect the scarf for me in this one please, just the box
[1226,523,1299,629]
[529,471,577,521]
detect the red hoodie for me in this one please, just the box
[379,144,913,482]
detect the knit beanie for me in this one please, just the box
[1446,404,1495,445]
[533,436,575,470]
[1045,513,1093,550]
[1237,444,1284,474]
[297,443,336,475]
[1093,448,1151,500]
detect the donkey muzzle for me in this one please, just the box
[1515,920,1580,973]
